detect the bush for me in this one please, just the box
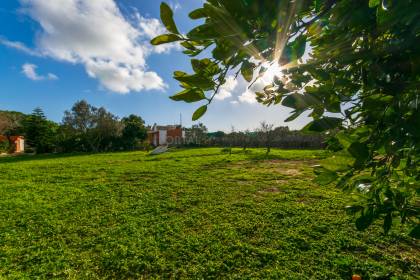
[0,140,10,153]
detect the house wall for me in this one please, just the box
[167,127,183,145]
[167,127,183,138]
[16,138,25,153]
[148,127,184,146]
[159,130,167,145]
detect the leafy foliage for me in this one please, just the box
[23,108,58,153]
[0,111,26,136]
[121,114,148,150]
[0,138,10,153]
[152,0,420,236]
[60,101,123,152]
[1,102,149,154]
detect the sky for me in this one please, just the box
[0,0,312,132]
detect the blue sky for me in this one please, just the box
[0,0,311,132]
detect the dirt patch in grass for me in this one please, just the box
[280,168,302,176]
[258,187,282,194]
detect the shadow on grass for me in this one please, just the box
[0,150,146,164]
[0,152,90,164]
[0,148,326,164]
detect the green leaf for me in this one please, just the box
[383,213,392,234]
[314,0,323,12]
[160,2,179,34]
[314,168,338,185]
[241,61,255,82]
[192,105,207,121]
[291,35,307,60]
[181,41,196,50]
[191,59,203,73]
[150,34,181,45]
[369,0,380,7]
[345,205,364,214]
[189,8,207,19]
[348,142,369,162]
[282,93,320,110]
[320,153,354,172]
[212,41,235,61]
[303,117,342,132]
[187,24,218,40]
[355,209,375,231]
[174,73,215,91]
[174,71,187,78]
[285,110,304,122]
[409,224,420,239]
[336,131,354,149]
[170,88,206,103]
[191,59,220,75]
[282,35,307,63]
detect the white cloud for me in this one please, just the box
[22,63,58,81]
[214,75,238,100]
[237,78,267,104]
[135,15,181,54]
[0,38,41,56]
[202,66,268,104]
[213,75,261,104]
[238,89,257,104]
[15,0,178,94]
[47,73,59,80]
[85,60,166,93]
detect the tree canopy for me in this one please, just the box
[23,108,58,154]
[152,0,420,237]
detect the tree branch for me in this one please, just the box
[295,0,337,30]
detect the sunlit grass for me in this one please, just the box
[0,148,418,279]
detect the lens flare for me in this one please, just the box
[261,62,283,84]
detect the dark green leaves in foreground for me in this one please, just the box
[151,34,182,45]
[170,88,206,103]
[314,166,338,185]
[160,2,179,34]
[241,61,255,82]
[282,35,307,63]
[192,105,207,121]
[304,117,342,132]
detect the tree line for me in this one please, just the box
[184,121,325,151]
[1,101,326,154]
[0,100,148,154]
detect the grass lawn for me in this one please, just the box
[0,148,418,279]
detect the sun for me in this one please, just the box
[261,62,283,84]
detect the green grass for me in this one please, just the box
[0,148,418,279]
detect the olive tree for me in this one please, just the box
[258,121,274,155]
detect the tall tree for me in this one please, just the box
[23,108,58,153]
[0,111,24,135]
[185,123,208,145]
[121,114,148,150]
[152,0,420,237]
[61,100,122,152]
[258,121,274,154]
